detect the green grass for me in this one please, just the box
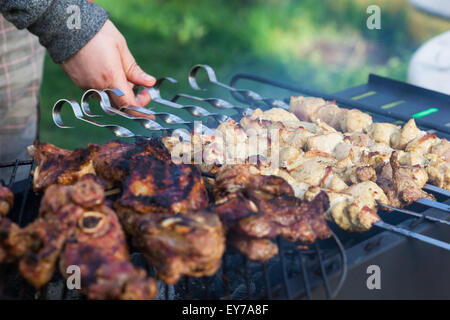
[39,0,450,149]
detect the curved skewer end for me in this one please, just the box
[52,99,81,129]
[188,64,217,91]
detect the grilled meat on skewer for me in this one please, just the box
[0,185,13,216]
[289,96,373,133]
[377,153,436,207]
[228,234,279,263]
[115,208,225,284]
[211,164,331,261]
[28,141,99,191]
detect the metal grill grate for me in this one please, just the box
[0,160,348,300]
[1,66,450,299]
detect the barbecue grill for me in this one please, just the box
[0,65,449,299]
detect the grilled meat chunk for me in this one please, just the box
[115,207,225,284]
[228,234,279,262]
[0,176,156,297]
[60,206,157,299]
[93,137,172,184]
[378,153,435,207]
[117,155,209,215]
[28,141,99,191]
[212,164,331,261]
[0,185,14,216]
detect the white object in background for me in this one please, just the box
[408,31,450,95]
[409,0,450,19]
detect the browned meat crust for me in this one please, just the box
[0,176,157,298]
[93,137,172,184]
[116,155,209,215]
[30,141,99,191]
[211,165,331,261]
[377,153,435,207]
[228,234,279,262]
[115,206,225,284]
[0,185,14,216]
[60,205,157,299]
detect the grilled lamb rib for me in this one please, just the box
[0,175,157,298]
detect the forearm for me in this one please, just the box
[0,0,108,63]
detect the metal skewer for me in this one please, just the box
[423,184,450,197]
[377,201,450,226]
[82,88,204,134]
[52,99,135,138]
[374,220,450,251]
[171,92,254,117]
[188,64,289,109]
[415,198,450,213]
[81,89,168,132]
[146,77,236,123]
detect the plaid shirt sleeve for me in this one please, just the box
[0,16,45,182]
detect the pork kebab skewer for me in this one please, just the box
[161,110,450,230]
[162,108,447,214]
[290,96,450,191]
[213,162,450,251]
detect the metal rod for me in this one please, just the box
[7,159,20,186]
[277,237,291,299]
[378,201,450,226]
[416,198,450,213]
[244,257,251,299]
[329,231,348,299]
[374,221,450,251]
[315,242,332,299]
[423,184,450,197]
[189,64,289,109]
[298,252,312,300]
[18,161,34,226]
[262,263,272,299]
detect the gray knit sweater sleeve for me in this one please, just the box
[1,0,109,63]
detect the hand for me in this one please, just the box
[60,19,156,119]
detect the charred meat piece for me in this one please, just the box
[212,165,331,261]
[60,206,157,299]
[239,189,331,243]
[228,234,279,263]
[28,141,99,191]
[117,155,209,215]
[92,140,136,184]
[0,176,157,297]
[115,207,225,284]
[92,137,171,185]
[13,176,103,288]
[0,217,26,263]
[0,185,14,216]
[378,153,435,207]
